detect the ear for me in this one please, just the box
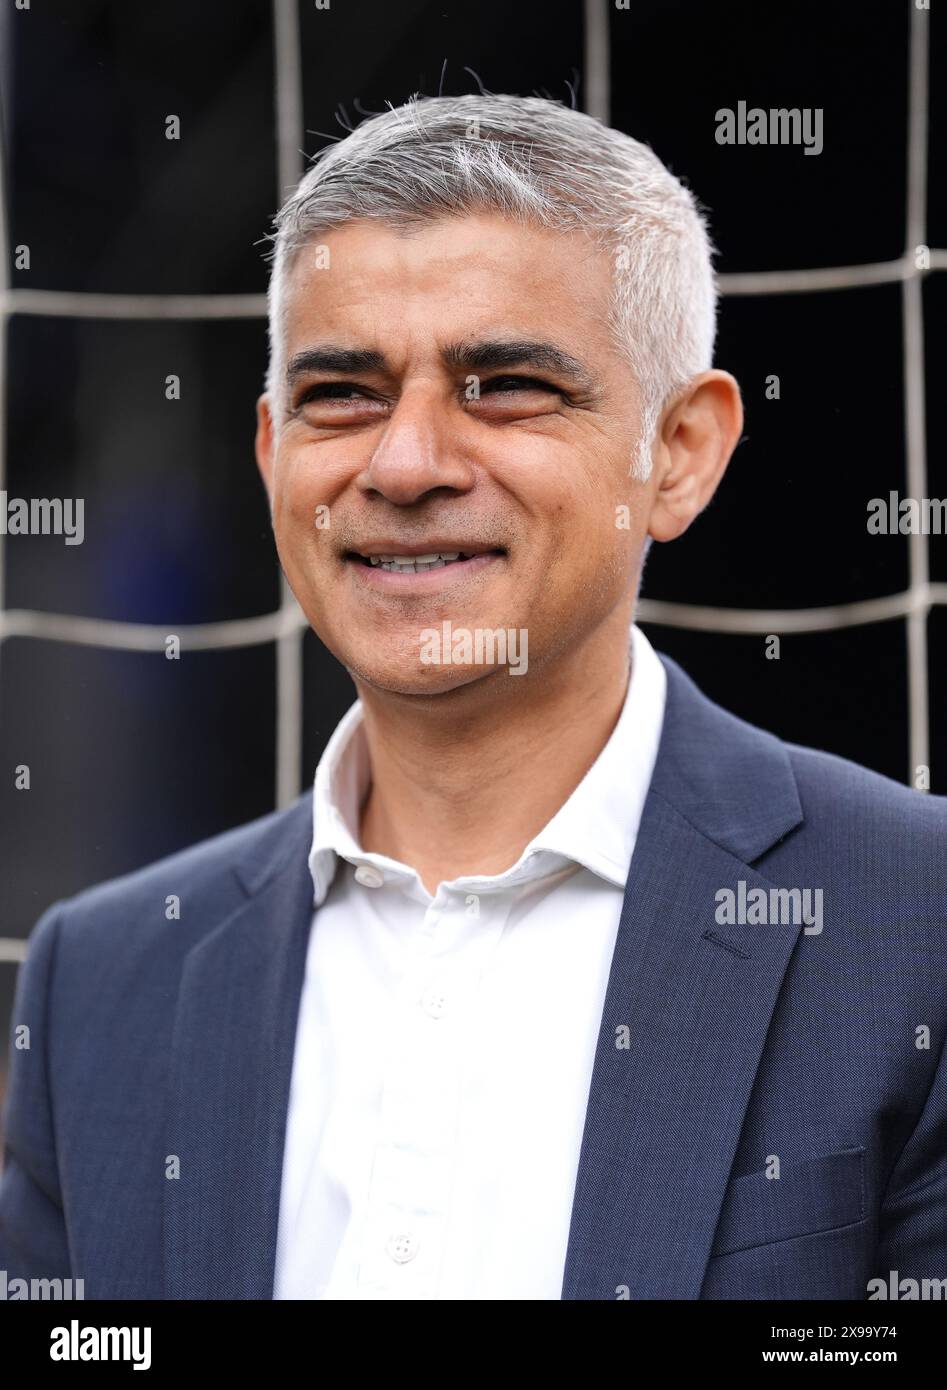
[255,393,276,499]
[647,371,743,543]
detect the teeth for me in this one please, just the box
[368,551,463,572]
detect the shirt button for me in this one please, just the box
[386,1233,419,1264]
[420,985,449,1019]
[354,864,384,888]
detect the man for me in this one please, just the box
[2,94,945,1301]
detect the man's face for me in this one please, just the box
[256,211,655,696]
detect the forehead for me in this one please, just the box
[281,212,617,349]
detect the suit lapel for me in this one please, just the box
[163,799,314,1299]
[561,657,805,1299]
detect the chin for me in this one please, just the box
[343,655,503,699]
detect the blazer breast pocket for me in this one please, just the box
[710,1146,866,1258]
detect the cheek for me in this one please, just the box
[556,484,630,557]
[558,501,637,601]
[271,451,334,542]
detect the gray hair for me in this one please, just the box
[264,93,718,481]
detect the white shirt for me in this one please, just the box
[273,623,667,1300]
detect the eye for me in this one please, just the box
[297,382,368,404]
[292,381,389,426]
[481,375,562,395]
[467,374,566,421]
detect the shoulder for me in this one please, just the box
[784,738,947,847]
[656,652,945,905]
[757,741,946,950]
[660,648,945,840]
[30,795,312,961]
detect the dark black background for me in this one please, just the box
[1,1,943,1088]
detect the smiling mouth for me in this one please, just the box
[346,548,504,574]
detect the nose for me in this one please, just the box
[358,385,476,505]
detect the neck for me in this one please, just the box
[356,610,636,894]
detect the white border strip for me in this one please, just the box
[3,254,943,321]
[718,257,918,295]
[903,4,930,781]
[271,0,306,809]
[0,288,266,318]
[0,605,306,650]
[1,586,944,651]
[583,0,610,125]
[638,586,947,636]
[0,59,9,626]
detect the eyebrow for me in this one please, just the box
[286,346,386,382]
[285,338,600,395]
[443,339,598,393]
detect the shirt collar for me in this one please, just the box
[309,623,667,905]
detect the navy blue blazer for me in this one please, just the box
[2,655,946,1300]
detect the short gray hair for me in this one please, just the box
[264,93,718,481]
